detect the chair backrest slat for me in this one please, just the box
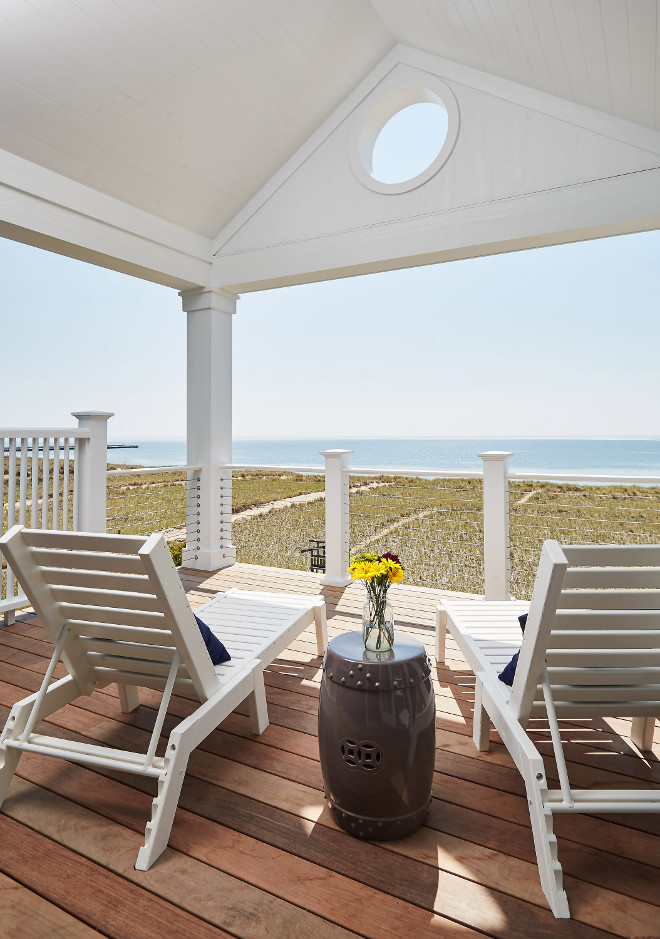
[31,548,145,575]
[0,526,220,701]
[554,610,660,629]
[85,651,184,678]
[563,567,660,589]
[562,545,660,566]
[51,585,163,612]
[22,530,147,553]
[62,606,169,630]
[548,665,660,685]
[557,589,660,610]
[80,637,177,664]
[69,621,175,645]
[40,567,153,592]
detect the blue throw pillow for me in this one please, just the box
[195,614,231,665]
[498,613,527,687]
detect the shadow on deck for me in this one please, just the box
[0,562,658,938]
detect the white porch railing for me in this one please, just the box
[220,452,660,600]
[0,412,111,624]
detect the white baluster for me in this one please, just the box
[30,437,38,527]
[41,437,50,529]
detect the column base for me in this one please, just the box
[321,574,352,587]
[189,547,237,572]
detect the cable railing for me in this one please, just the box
[106,464,202,567]
[509,478,660,598]
[348,473,484,594]
[226,464,326,570]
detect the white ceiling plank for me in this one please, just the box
[526,0,575,101]
[449,0,502,75]
[574,0,613,115]
[600,0,634,122]
[628,0,658,127]
[482,0,538,91]
[470,0,520,79]
[505,0,556,95]
[550,0,594,111]
[439,0,488,71]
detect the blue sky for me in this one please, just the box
[1,228,659,441]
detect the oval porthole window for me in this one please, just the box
[348,76,459,195]
[371,102,449,185]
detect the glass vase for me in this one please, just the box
[362,592,394,652]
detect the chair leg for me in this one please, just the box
[0,746,22,806]
[435,606,446,663]
[135,742,190,871]
[117,685,140,713]
[472,678,491,751]
[247,665,269,735]
[525,772,570,918]
[313,601,328,656]
[631,716,656,751]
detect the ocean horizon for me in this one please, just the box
[107,437,660,477]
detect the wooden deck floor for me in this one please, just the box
[1,563,659,939]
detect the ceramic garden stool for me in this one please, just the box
[318,631,436,840]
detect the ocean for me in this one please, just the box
[107,438,660,476]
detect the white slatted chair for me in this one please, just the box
[0,526,325,871]
[436,541,660,918]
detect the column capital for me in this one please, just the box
[319,449,354,459]
[477,451,513,462]
[71,410,114,422]
[179,287,238,315]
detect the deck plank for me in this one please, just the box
[0,562,658,938]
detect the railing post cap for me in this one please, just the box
[71,411,114,420]
[320,449,354,458]
[478,451,513,461]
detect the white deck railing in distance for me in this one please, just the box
[1,429,88,624]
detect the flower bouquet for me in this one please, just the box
[348,551,404,651]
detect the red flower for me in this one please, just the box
[382,552,403,569]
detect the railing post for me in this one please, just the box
[72,411,113,533]
[478,451,513,600]
[320,449,352,587]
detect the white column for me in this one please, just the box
[320,449,352,587]
[180,287,236,571]
[72,411,113,532]
[479,450,513,601]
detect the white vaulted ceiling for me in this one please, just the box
[0,0,392,236]
[373,0,660,131]
[0,0,658,259]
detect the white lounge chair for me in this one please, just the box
[436,541,660,918]
[0,526,327,870]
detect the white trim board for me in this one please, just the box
[0,150,211,289]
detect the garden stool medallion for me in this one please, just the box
[318,631,436,840]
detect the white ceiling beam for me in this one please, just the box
[0,150,211,289]
[212,166,660,292]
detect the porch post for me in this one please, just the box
[479,451,513,600]
[320,449,352,587]
[71,411,113,532]
[180,287,236,571]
